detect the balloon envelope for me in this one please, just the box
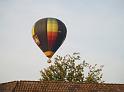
[32,18,67,58]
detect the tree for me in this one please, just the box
[40,53,104,83]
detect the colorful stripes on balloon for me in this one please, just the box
[47,18,58,50]
[32,18,67,58]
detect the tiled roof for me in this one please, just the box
[0,81,124,92]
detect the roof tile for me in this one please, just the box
[0,81,124,92]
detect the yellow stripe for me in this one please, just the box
[47,18,58,32]
[32,26,40,45]
[32,26,35,36]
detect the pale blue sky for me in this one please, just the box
[0,0,124,83]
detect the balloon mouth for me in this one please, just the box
[44,51,54,58]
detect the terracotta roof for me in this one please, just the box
[0,81,124,92]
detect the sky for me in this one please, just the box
[0,0,124,83]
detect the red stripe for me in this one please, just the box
[47,32,58,49]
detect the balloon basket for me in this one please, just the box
[47,59,52,63]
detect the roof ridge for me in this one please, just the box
[1,80,124,85]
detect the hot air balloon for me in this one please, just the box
[32,18,67,63]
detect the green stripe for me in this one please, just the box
[34,18,48,52]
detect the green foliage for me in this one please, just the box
[40,53,104,83]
